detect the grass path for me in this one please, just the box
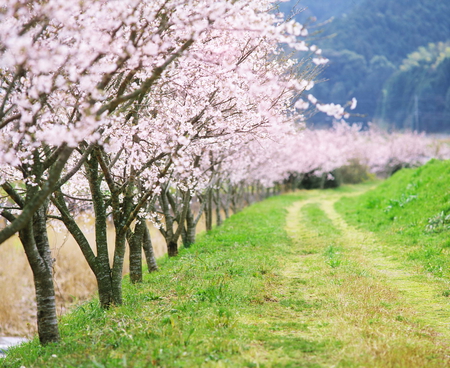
[4,188,450,367]
[283,188,450,367]
[321,194,450,335]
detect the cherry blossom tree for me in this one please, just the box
[0,0,330,345]
[1,0,311,343]
[3,0,439,348]
[253,120,450,191]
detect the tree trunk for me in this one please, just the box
[244,185,250,206]
[129,220,145,283]
[96,270,114,309]
[33,207,60,345]
[205,189,213,231]
[159,188,191,257]
[250,185,255,204]
[86,152,116,307]
[256,183,262,201]
[111,231,127,305]
[182,205,196,247]
[222,186,230,219]
[159,188,176,257]
[19,209,60,345]
[34,270,60,345]
[143,224,158,272]
[52,190,114,309]
[215,188,222,227]
[231,185,238,214]
[291,175,297,191]
[320,173,326,189]
[2,179,60,345]
[167,240,178,257]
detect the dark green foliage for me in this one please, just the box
[294,160,371,190]
[336,159,373,184]
[298,172,341,190]
[379,46,450,132]
[282,0,450,130]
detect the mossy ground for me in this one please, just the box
[4,163,450,367]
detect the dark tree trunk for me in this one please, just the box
[182,205,196,247]
[159,188,176,257]
[205,189,213,231]
[222,185,230,219]
[291,176,298,191]
[214,188,222,227]
[111,230,127,305]
[52,189,114,309]
[159,187,191,257]
[231,185,238,214]
[34,269,60,345]
[167,240,178,257]
[256,183,262,201]
[2,185,60,345]
[20,208,60,345]
[54,151,117,308]
[244,185,250,206]
[96,270,114,309]
[129,220,146,283]
[142,224,158,272]
[86,151,116,307]
[250,185,255,204]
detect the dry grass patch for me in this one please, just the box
[0,219,168,337]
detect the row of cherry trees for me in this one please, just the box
[0,0,446,346]
[0,0,334,345]
[274,121,450,185]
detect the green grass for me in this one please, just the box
[4,194,336,368]
[302,203,344,268]
[336,159,450,279]
[284,190,450,367]
[5,163,450,367]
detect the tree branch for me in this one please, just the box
[96,38,194,116]
[0,145,73,245]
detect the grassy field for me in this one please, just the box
[3,162,450,367]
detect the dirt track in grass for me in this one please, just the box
[283,188,450,367]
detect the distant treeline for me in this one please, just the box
[282,0,450,132]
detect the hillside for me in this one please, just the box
[337,159,450,279]
[285,0,450,131]
[379,43,450,132]
[322,0,450,65]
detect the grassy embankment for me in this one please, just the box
[337,158,450,281]
[4,159,450,367]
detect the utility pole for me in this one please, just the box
[414,94,419,132]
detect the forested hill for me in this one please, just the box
[282,0,450,132]
[322,0,450,65]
